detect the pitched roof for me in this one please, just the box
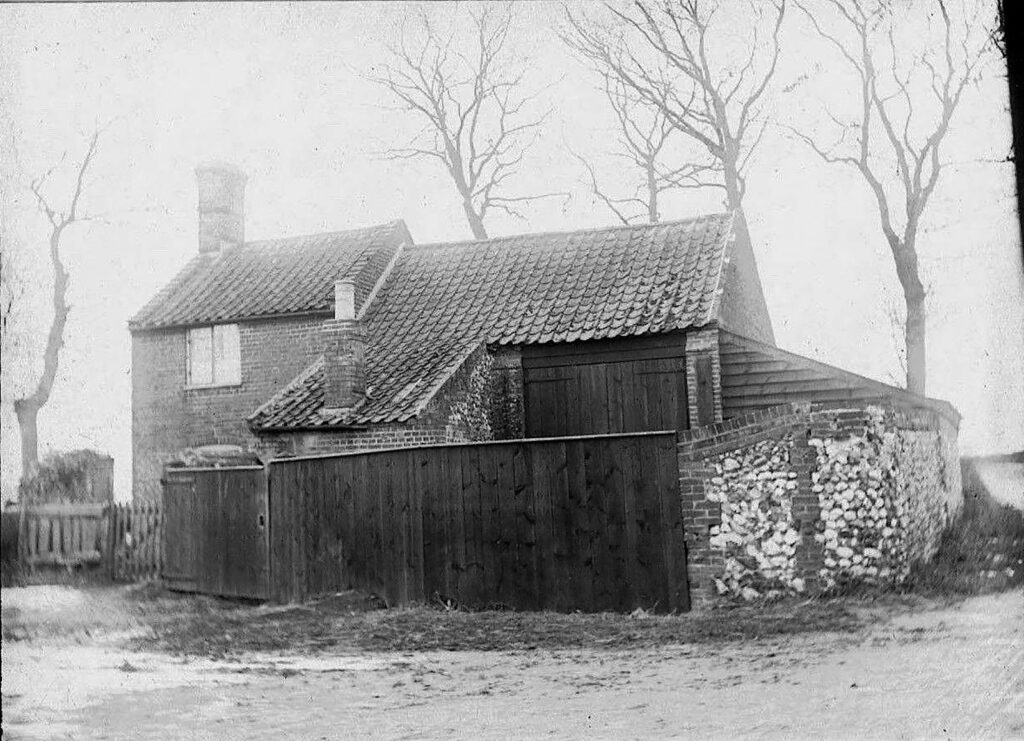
[129,220,410,329]
[250,213,735,430]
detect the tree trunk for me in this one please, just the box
[904,292,927,395]
[646,161,659,223]
[14,399,39,487]
[462,199,489,240]
[722,157,744,212]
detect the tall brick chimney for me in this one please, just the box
[322,279,366,412]
[196,161,246,254]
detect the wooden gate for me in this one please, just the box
[162,466,269,599]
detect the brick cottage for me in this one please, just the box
[131,163,962,601]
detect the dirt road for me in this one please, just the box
[3,588,1021,740]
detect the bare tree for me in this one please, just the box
[0,217,21,358]
[1,137,22,360]
[370,5,560,240]
[564,0,786,238]
[0,260,21,360]
[572,77,721,224]
[13,130,100,481]
[790,0,990,394]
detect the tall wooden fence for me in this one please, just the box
[14,502,162,581]
[268,431,689,612]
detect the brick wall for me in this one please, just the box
[684,328,723,425]
[131,314,325,500]
[322,318,366,410]
[677,401,962,606]
[257,425,454,458]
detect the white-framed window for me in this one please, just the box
[186,324,241,387]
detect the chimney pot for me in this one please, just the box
[334,280,357,320]
[196,161,246,255]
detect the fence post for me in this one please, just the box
[105,503,116,582]
[154,500,163,581]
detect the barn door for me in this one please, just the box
[524,356,688,437]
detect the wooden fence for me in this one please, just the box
[268,431,689,612]
[19,503,106,567]
[15,501,162,581]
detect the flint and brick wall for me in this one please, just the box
[488,347,525,439]
[678,401,961,605]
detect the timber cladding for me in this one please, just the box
[717,330,959,421]
[267,431,690,612]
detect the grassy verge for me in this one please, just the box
[127,591,863,657]
[906,463,1024,595]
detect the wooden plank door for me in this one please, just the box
[214,469,270,600]
[162,470,198,592]
[524,357,688,437]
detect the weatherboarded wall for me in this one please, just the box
[678,402,961,604]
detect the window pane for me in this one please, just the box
[187,327,213,386]
[213,324,241,385]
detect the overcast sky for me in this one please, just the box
[1,1,1021,501]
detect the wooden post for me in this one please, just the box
[154,500,163,581]
[105,503,116,582]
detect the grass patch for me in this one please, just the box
[906,462,1024,595]
[128,591,863,657]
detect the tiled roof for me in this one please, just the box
[129,220,410,329]
[249,213,735,430]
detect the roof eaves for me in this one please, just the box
[129,308,334,333]
[255,422,370,433]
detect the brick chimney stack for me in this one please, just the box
[322,279,366,412]
[196,161,246,255]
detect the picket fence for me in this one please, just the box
[16,501,163,580]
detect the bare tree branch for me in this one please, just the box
[567,74,720,224]
[368,5,557,239]
[563,0,787,216]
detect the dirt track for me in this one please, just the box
[3,587,1022,740]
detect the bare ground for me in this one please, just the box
[2,584,1022,740]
